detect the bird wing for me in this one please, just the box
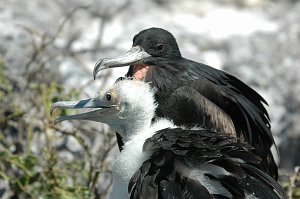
[128,128,285,199]
[163,86,236,136]
[177,59,277,179]
[180,59,271,142]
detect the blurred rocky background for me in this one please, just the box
[0,0,299,198]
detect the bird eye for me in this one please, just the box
[106,93,112,101]
[156,44,164,51]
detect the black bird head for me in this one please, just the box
[93,27,182,80]
[132,28,181,58]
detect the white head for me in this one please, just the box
[51,79,157,140]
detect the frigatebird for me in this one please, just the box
[51,79,286,199]
[93,27,278,179]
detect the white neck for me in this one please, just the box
[122,110,154,142]
[110,118,176,199]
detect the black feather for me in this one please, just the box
[129,128,286,199]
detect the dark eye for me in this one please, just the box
[156,44,164,51]
[106,93,112,101]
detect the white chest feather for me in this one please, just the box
[110,119,176,199]
[113,118,176,182]
[113,133,151,181]
[110,132,151,199]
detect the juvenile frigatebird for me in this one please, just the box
[93,28,278,179]
[51,79,286,199]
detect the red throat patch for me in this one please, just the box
[132,64,150,80]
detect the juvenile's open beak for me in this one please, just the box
[93,46,151,79]
[50,97,114,124]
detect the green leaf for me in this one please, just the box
[0,150,10,159]
[24,155,39,170]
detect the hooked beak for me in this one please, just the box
[50,97,115,124]
[93,46,151,79]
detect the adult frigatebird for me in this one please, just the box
[93,28,278,179]
[51,79,286,199]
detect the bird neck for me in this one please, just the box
[122,116,153,142]
[114,107,155,142]
[112,118,176,183]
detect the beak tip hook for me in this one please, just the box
[50,105,57,117]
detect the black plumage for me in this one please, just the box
[129,128,285,199]
[94,27,278,179]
